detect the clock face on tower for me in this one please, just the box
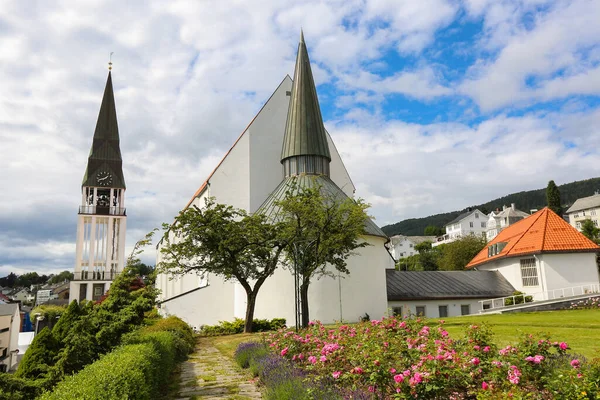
[97,171,113,187]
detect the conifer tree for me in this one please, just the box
[546,180,562,215]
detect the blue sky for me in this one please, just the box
[1,0,600,275]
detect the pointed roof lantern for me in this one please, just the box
[81,64,126,189]
[281,30,331,163]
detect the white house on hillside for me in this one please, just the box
[389,235,437,259]
[566,192,600,231]
[433,209,487,247]
[156,33,393,329]
[0,304,20,372]
[467,208,600,301]
[486,204,529,241]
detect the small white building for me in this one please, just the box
[389,235,437,259]
[566,192,600,231]
[467,208,600,301]
[386,270,515,317]
[433,209,487,247]
[0,304,20,371]
[8,288,32,304]
[486,204,529,241]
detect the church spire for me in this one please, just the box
[82,69,126,189]
[281,30,331,168]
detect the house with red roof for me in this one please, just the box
[466,208,600,301]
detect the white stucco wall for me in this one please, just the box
[477,252,600,300]
[539,253,599,293]
[158,275,235,330]
[0,307,20,370]
[388,299,483,318]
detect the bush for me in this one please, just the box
[15,327,60,380]
[0,373,42,400]
[234,342,269,369]
[139,315,195,353]
[504,290,534,306]
[199,317,286,336]
[39,343,162,400]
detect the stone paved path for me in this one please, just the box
[173,337,262,400]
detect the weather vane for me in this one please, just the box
[108,52,114,70]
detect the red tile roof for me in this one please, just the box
[466,207,599,269]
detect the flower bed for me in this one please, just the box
[266,317,600,399]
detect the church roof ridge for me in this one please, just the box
[281,31,331,162]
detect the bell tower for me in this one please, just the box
[70,63,127,303]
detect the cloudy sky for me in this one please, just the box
[2,0,600,276]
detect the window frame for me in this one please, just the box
[415,306,426,317]
[461,304,470,316]
[438,305,448,318]
[520,257,539,287]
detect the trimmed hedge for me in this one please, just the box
[40,317,194,400]
[199,317,286,336]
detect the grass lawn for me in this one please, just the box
[433,309,600,359]
[206,309,600,361]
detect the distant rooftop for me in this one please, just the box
[566,193,600,214]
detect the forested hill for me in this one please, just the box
[381,177,600,236]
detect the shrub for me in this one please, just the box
[266,317,600,399]
[39,343,162,400]
[199,317,286,336]
[0,373,41,400]
[504,291,534,306]
[570,296,600,310]
[234,342,269,369]
[15,327,60,380]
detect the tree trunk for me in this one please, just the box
[300,282,310,328]
[244,290,257,333]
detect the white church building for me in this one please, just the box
[156,33,394,329]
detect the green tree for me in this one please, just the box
[0,272,18,288]
[546,180,563,215]
[275,184,370,328]
[424,225,444,236]
[15,327,59,380]
[414,241,432,254]
[581,219,600,243]
[438,235,486,271]
[159,199,286,333]
[47,271,74,285]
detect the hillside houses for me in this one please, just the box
[486,204,530,241]
[389,235,437,259]
[566,192,600,231]
[433,208,487,247]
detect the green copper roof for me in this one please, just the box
[82,71,126,189]
[281,31,331,162]
[257,175,387,239]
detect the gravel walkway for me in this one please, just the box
[173,337,262,400]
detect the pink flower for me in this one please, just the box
[332,371,341,379]
[571,359,580,369]
[373,359,380,366]
[351,367,364,375]
[409,372,423,386]
[559,342,568,350]
[508,365,521,385]
[482,381,489,390]
[298,353,304,360]
[394,374,404,383]
[389,368,397,374]
[471,357,481,366]
[473,345,481,351]
[308,321,315,326]
[280,347,288,357]
[368,386,375,393]
[483,346,490,353]
[308,356,317,364]
[320,355,327,362]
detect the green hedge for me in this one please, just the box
[40,317,194,400]
[199,317,286,336]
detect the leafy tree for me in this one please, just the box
[581,219,600,243]
[47,271,74,285]
[159,199,286,333]
[424,225,444,236]
[396,254,421,271]
[275,183,370,328]
[0,272,18,288]
[52,301,82,343]
[438,235,486,271]
[546,180,563,216]
[414,241,432,254]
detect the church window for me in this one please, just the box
[461,305,470,315]
[520,258,539,286]
[415,306,426,317]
